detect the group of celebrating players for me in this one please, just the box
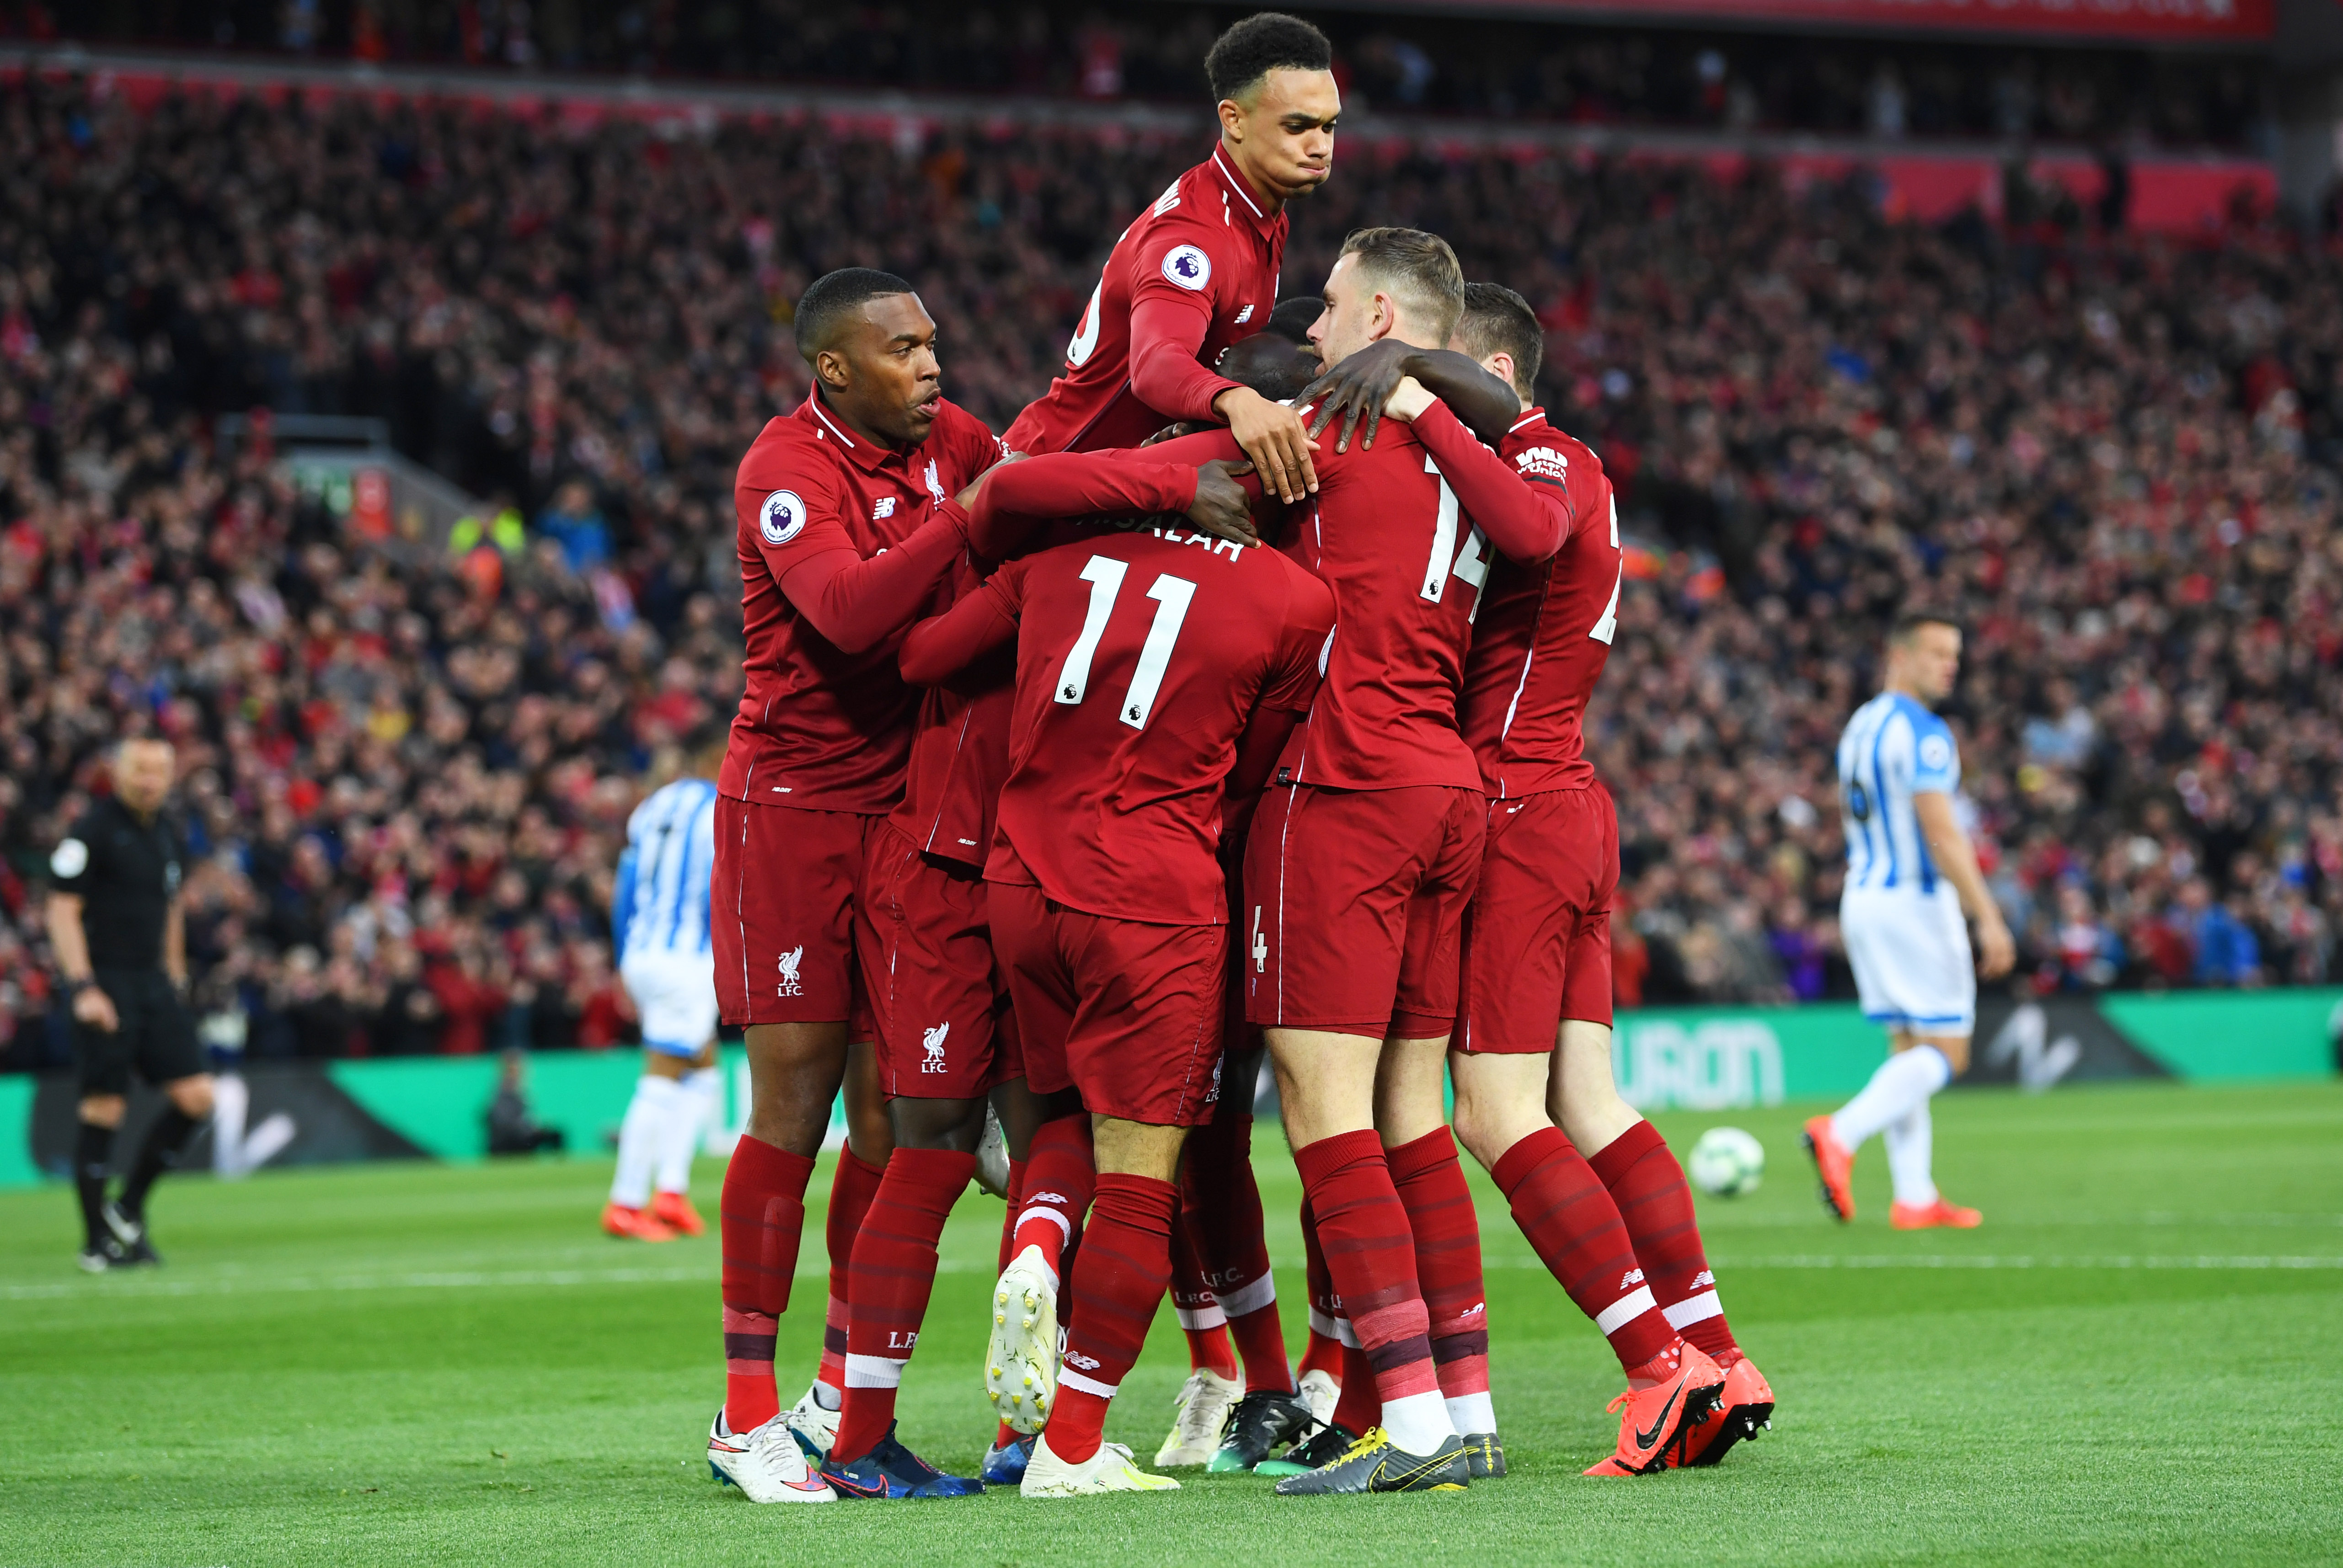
[669,12,1775,1502]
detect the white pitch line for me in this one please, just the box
[0,1258,985,1302]
[5,1254,2339,1304]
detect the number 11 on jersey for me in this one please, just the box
[1055,555,1199,731]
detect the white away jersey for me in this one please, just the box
[1837,693,1960,896]
[616,778,719,960]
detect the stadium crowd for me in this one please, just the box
[0,74,2337,1068]
[41,0,2270,152]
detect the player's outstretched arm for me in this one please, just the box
[898,584,1020,688]
[1391,386,1569,563]
[963,452,1205,559]
[1912,790,2017,979]
[1299,338,1522,453]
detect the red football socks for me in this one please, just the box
[1386,1128,1490,1419]
[1297,1196,1344,1383]
[1331,1338,1379,1435]
[814,1149,886,1403]
[1182,1112,1291,1393]
[1491,1125,1673,1373]
[1290,1131,1438,1408]
[1170,1222,1241,1381]
[718,1135,815,1433]
[1011,1115,1095,1288]
[831,1147,976,1463]
[1048,1173,1178,1466]
[1590,1119,1743,1365]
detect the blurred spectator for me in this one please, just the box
[2174,879,2263,988]
[485,1047,565,1155]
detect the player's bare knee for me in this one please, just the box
[165,1075,215,1119]
[1093,1116,1186,1182]
[1915,1033,1971,1074]
[79,1094,126,1129]
[889,1094,987,1153]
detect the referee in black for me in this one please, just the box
[45,737,215,1271]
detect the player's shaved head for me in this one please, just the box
[1216,331,1319,403]
[110,736,176,816]
[1453,282,1543,404]
[1206,13,1332,104]
[794,267,945,448]
[793,268,917,362]
[1264,296,1323,347]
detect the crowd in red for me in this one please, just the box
[0,74,2335,1068]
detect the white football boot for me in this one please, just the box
[706,1410,834,1503]
[1154,1368,1241,1466]
[1021,1435,1181,1498]
[780,1384,839,1458]
[1298,1367,1341,1429]
[986,1245,1060,1435]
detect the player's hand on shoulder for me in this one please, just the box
[1380,374,1437,424]
[955,450,1029,510]
[1214,385,1318,504]
[1298,337,1414,453]
[1183,459,1261,548]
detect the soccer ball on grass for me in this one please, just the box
[1688,1127,1765,1197]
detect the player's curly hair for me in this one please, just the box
[1455,282,1543,401]
[1339,227,1466,341]
[794,267,916,362]
[1205,13,1334,103]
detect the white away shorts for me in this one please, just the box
[620,949,719,1056]
[1840,884,1975,1036]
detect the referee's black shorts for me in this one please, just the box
[75,969,203,1098]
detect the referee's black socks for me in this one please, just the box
[121,1107,203,1220]
[75,1122,115,1247]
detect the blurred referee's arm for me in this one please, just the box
[45,891,120,1033]
[1911,793,2016,980]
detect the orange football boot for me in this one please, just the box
[1801,1115,1856,1222]
[1891,1196,1982,1229]
[1683,1354,1775,1467]
[602,1201,677,1242]
[1581,1341,1726,1476]
[650,1190,706,1237]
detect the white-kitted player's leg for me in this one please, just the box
[1829,1040,1952,1151]
[612,1072,679,1209]
[1883,1101,1936,1207]
[658,1066,718,1195]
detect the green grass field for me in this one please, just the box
[3,1082,2340,1567]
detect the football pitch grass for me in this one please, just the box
[3,1082,2339,1567]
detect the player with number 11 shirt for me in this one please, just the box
[898,450,1335,1496]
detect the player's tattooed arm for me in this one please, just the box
[1299,338,1521,453]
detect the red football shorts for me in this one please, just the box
[711,796,874,1036]
[989,880,1226,1127]
[1243,783,1485,1039]
[1455,784,1619,1051]
[856,822,1020,1099]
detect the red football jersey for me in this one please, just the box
[1002,146,1287,457]
[1458,410,1623,798]
[983,524,1335,925]
[888,552,1016,869]
[722,394,1000,811]
[1143,421,1493,794]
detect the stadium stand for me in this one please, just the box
[0,69,2336,1069]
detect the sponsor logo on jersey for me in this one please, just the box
[872,496,896,520]
[760,490,807,546]
[1161,244,1212,291]
[920,1022,950,1073]
[1234,304,1253,324]
[1920,733,1953,772]
[775,945,804,997]
[1514,445,1570,483]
